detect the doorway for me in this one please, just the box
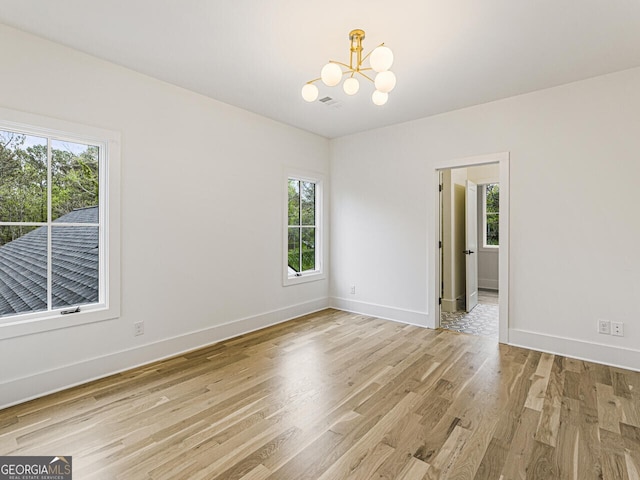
[432,153,510,343]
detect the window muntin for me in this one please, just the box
[483,183,499,247]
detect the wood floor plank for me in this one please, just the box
[551,396,580,479]
[1,308,640,479]
[535,355,565,447]
[395,456,431,479]
[621,397,640,428]
[501,407,541,479]
[474,437,508,480]
[238,464,271,480]
[525,352,555,412]
[626,451,640,480]
[345,441,395,480]
[622,423,640,480]
[423,424,472,480]
[316,391,420,480]
[600,428,630,480]
[526,440,559,480]
[597,383,623,434]
[373,413,431,479]
[577,363,605,480]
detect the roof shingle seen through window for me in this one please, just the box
[0,207,99,317]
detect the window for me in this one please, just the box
[483,183,499,247]
[0,107,120,338]
[284,172,323,285]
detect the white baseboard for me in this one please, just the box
[330,297,429,327]
[509,328,640,372]
[441,298,457,312]
[10,300,636,410]
[0,297,330,410]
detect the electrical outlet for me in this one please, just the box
[350,285,356,294]
[598,319,611,335]
[612,322,624,337]
[134,321,144,336]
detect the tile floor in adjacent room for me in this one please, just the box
[440,289,499,338]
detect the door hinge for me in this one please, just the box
[439,240,442,249]
[439,297,442,305]
[439,184,443,192]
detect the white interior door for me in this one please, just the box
[465,180,478,312]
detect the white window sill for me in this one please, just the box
[0,305,119,340]
[284,271,325,286]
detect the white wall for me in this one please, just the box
[467,164,500,185]
[330,67,640,370]
[0,25,330,408]
[3,25,640,409]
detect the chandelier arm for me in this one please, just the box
[361,43,385,63]
[306,77,322,84]
[331,61,353,71]
[357,71,374,83]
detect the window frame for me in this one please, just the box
[283,169,324,286]
[0,107,120,340]
[482,183,499,250]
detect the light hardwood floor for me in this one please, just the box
[478,289,499,305]
[1,309,639,479]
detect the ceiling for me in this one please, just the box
[2,1,640,138]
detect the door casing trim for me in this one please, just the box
[432,152,510,343]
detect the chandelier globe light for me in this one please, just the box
[320,63,342,86]
[374,70,396,93]
[370,45,394,73]
[371,90,389,106]
[343,77,360,95]
[302,29,395,106]
[301,83,319,102]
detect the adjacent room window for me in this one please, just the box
[483,183,500,247]
[0,108,120,338]
[285,173,323,285]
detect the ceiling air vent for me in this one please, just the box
[318,96,343,109]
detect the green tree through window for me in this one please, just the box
[0,131,99,245]
[485,183,499,246]
[288,178,316,273]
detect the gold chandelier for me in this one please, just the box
[301,29,396,106]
